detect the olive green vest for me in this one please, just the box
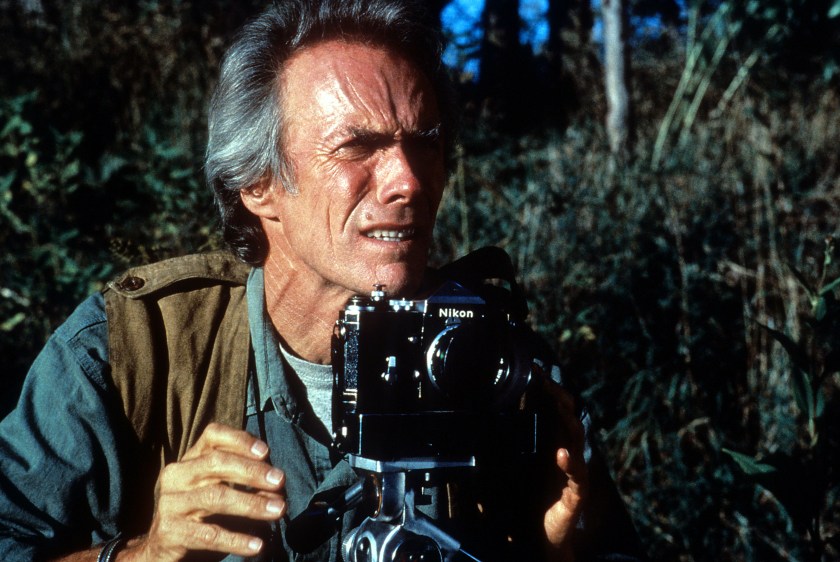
[103,251,252,471]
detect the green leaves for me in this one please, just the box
[723,448,827,534]
[819,275,840,299]
[757,322,808,374]
[0,312,25,332]
[722,448,776,475]
[732,240,840,554]
[754,320,822,443]
[789,246,840,322]
[758,256,838,441]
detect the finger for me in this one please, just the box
[555,448,587,496]
[173,518,267,557]
[159,451,285,493]
[182,422,270,461]
[545,448,588,548]
[158,484,286,521]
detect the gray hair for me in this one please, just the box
[205,0,454,266]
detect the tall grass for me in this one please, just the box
[431,86,840,560]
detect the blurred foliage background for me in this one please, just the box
[1,0,839,559]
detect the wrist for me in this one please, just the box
[112,536,148,562]
[96,534,126,562]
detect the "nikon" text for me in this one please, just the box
[438,308,474,319]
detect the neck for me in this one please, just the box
[262,254,351,364]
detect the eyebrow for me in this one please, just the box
[345,123,442,141]
[413,124,442,140]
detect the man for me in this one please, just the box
[0,1,642,561]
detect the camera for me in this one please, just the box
[287,261,543,561]
[331,279,537,465]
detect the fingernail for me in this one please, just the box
[266,468,283,485]
[267,499,284,514]
[251,440,269,457]
[248,538,263,552]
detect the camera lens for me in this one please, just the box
[425,321,511,406]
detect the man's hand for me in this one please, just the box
[542,383,588,561]
[121,423,286,562]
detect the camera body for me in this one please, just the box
[287,263,545,561]
[331,280,537,464]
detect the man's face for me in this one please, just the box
[267,40,445,298]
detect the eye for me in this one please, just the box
[336,132,390,157]
[406,127,443,154]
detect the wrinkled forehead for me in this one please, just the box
[280,39,441,133]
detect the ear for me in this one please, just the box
[240,181,283,219]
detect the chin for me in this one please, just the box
[365,259,427,298]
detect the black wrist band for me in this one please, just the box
[97,533,126,562]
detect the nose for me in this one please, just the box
[375,144,423,205]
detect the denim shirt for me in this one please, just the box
[0,288,121,561]
[242,269,361,562]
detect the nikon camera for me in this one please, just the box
[331,279,538,465]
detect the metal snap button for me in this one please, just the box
[119,275,145,291]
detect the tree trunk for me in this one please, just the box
[547,0,572,57]
[478,0,531,131]
[544,0,597,124]
[601,0,632,156]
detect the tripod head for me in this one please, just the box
[287,460,484,562]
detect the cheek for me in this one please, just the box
[294,165,358,227]
[326,167,373,219]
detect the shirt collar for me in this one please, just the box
[246,267,302,420]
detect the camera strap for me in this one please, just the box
[436,246,529,322]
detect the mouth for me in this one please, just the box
[364,227,417,242]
